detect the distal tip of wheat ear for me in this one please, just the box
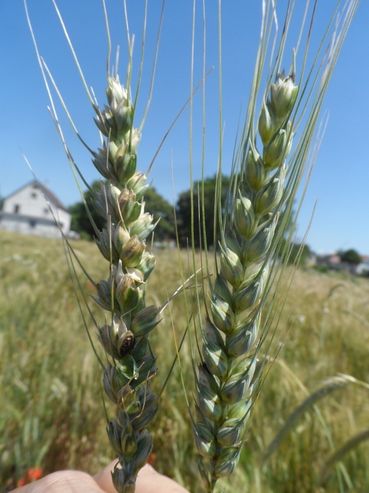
[193,72,299,491]
[92,75,161,493]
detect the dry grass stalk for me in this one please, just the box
[319,428,369,485]
[263,373,369,463]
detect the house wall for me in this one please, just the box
[356,262,369,276]
[4,183,53,218]
[54,207,71,235]
[1,183,71,237]
[0,213,62,238]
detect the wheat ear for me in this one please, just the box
[93,76,160,493]
[194,73,298,491]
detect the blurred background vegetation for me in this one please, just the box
[1,230,368,492]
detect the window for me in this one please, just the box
[44,208,49,214]
[14,204,20,213]
[31,192,37,198]
[29,219,36,228]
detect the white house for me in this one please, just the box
[0,180,71,238]
[356,261,369,276]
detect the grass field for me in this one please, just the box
[1,230,369,492]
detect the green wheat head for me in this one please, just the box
[194,73,298,490]
[192,1,359,491]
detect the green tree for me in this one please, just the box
[144,187,176,241]
[176,175,231,248]
[283,240,312,266]
[340,248,362,265]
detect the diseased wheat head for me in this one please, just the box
[93,76,160,493]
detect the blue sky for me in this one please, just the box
[1,0,368,254]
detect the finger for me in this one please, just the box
[11,471,107,493]
[94,461,118,493]
[94,461,189,493]
[136,465,189,493]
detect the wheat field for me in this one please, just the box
[1,230,368,492]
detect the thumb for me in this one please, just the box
[94,461,189,493]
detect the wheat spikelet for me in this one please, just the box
[93,76,160,493]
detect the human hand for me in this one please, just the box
[10,461,189,493]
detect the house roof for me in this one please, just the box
[4,180,68,212]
